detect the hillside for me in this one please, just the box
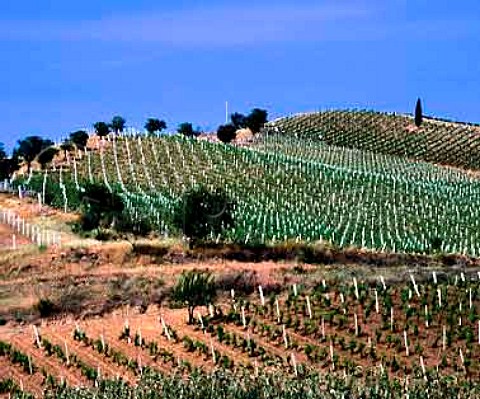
[16,129,480,256]
[5,111,480,398]
[264,110,480,170]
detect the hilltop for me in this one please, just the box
[264,110,480,171]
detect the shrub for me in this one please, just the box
[173,185,235,244]
[172,270,216,324]
[35,298,57,318]
[217,124,237,143]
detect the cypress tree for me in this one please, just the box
[415,98,423,127]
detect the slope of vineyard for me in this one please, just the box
[19,132,480,256]
[2,270,480,397]
[264,110,480,170]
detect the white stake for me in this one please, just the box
[433,271,437,284]
[306,296,312,319]
[437,288,442,308]
[353,277,359,300]
[241,306,246,328]
[380,275,386,290]
[321,317,325,339]
[33,325,41,348]
[424,305,429,328]
[282,324,288,348]
[293,283,297,296]
[410,274,420,297]
[64,340,69,366]
[354,313,359,336]
[330,340,335,370]
[442,325,446,351]
[291,353,298,376]
[390,307,394,331]
[258,285,265,306]
[375,289,379,314]
[210,338,216,364]
[403,330,409,357]
[420,356,427,381]
[197,312,204,330]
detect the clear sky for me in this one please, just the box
[0,0,479,152]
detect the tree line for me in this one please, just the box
[0,108,269,179]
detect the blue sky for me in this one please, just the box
[0,0,479,152]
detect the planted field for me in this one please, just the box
[1,271,480,397]
[20,132,480,256]
[265,110,480,170]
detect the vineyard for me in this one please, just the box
[2,271,480,397]
[264,110,480,170]
[5,109,480,396]
[16,125,480,256]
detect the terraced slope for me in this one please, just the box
[264,110,480,170]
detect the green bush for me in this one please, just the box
[173,185,235,244]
